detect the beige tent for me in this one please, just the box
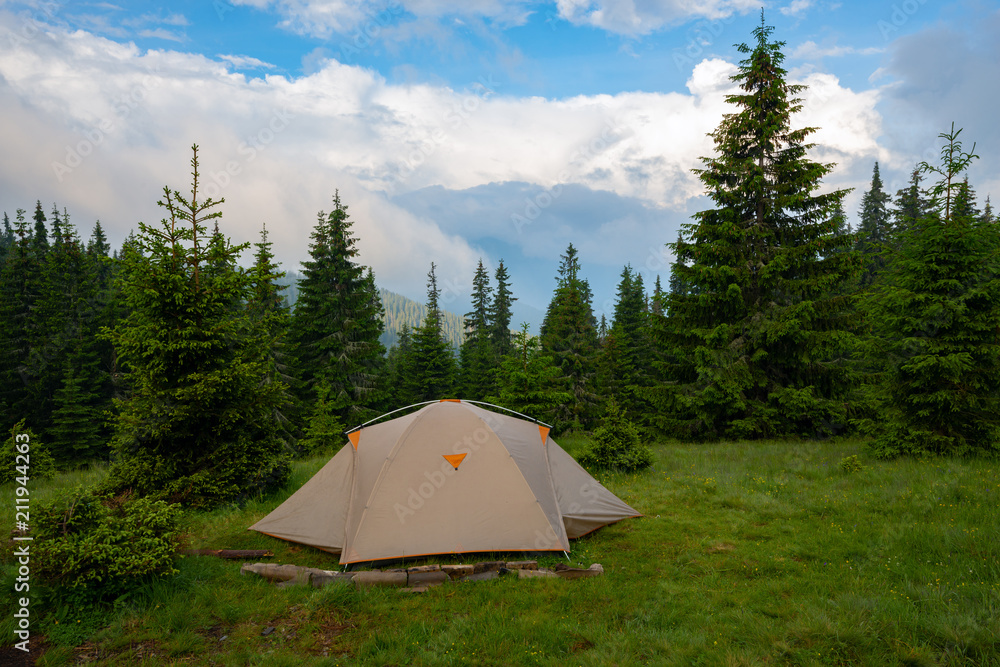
[250,400,641,565]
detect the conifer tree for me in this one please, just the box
[289,192,386,427]
[31,201,49,256]
[657,14,855,440]
[0,210,36,430]
[248,224,296,450]
[385,322,417,406]
[856,162,892,286]
[487,323,571,422]
[103,145,290,506]
[858,126,1000,457]
[890,168,929,246]
[409,263,456,400]
[488,259,516,360]
[540,243,600,430]
[459,259,494,400]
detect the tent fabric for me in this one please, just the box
[250,400,641,564]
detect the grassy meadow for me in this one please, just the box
[2,436,999,666]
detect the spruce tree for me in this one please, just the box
[103,145,290,506]
[248,224,297,450]
[488,259,516,360]
[0,210,36,431]
[409,263,456,401]
[858,126,1000,457]
[385,322,417,406]
[890,168,929,247]
[856,162,892,286]
[289,192,386,428]
[540,243,600,430]
[487,324,571,422]
[658,14,855,440]
[459,259,494,400]
[31,201,49,256]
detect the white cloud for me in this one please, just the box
[137,28,185,42]
[792,40,884,59]
[218,54,277,69]
[0,15,893,302]
[779,0,812,17]
[231,0,532,38]
[554,0,758,36]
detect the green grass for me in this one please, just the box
[3,438,999,666]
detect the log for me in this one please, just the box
[505,560,538,570]
[352,571,408,588]
[311,572,356,588]
[407,564,441,573]
[473,560,505,574]
[440,564,475,579]
[408,571,448,587]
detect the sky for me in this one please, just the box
[1,0,998,328]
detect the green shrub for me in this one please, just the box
[1,419,57,485]
[34,488,182,596]
[839,455,863,473]
[578,398,654,472]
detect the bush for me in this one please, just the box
[578,398,654,473]
[1,419,57,485]
[839,455,863,473]
[34,488,182,597]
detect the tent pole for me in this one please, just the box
[564,551,570,560]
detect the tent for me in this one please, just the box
[250,399,641,565]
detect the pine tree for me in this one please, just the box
[31,201,49,256]
[890,168,929,246]
[385,322,417,406]
[540,243,600,430]
[858,125,1000,457]
[409,263,456,401]
[459,259,494,400]
[102,145,291,506]
[0,210,36,430]
[980,195,994,224]
[289,192,386,427]
[488,259,516,360]
[856,162,892,286]
[486,323,572,422]
[248,224,297,450]
[657,13,855,440]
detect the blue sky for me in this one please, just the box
[1,0,998,328]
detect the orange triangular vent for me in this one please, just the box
[347,430,360,450]
[538,425,550,445]
[442,453,467,469]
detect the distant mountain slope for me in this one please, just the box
[275,273,465,350]
[379,288,465,350]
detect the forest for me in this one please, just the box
[1,17,998,510]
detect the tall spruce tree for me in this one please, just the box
[656,14,855,440]
[289,192,386,428]
[409,263,456,400]
[856,162,892,286]
[248,224,296,450]
[540,243,600,430]
[103,146,290,506]
[459,259,494,400]
[858,126,1000,457]
[488,259,516,361]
